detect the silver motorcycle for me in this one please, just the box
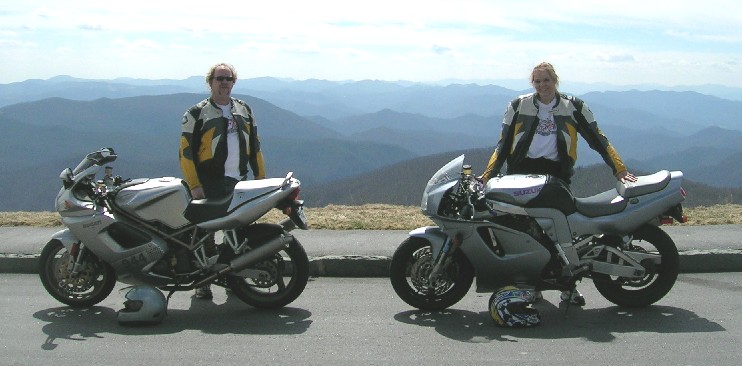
[39,148,310,309]
[390,154,687,310]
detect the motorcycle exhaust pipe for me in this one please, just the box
[193,234,294,288]
[229,234,294,271]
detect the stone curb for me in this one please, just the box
[2,250,741,276]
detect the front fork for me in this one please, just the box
[67,242,87,277]
[428,233,463,285]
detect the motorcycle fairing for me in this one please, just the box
[421,155,465,215]
[196,177,300,230]
[60,211,169,283]
[485,174,577,215]
[410,220,552,293]
[484,174,548,206]
[115,177,191,229]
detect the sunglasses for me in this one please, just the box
[213,76,234,82]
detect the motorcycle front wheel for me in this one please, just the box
[38,239,117,308]
[593,224,679,307]
[227,236,309,309]
[389,237,474,311]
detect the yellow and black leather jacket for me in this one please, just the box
[482,92,627,181]
[179,97,265,190]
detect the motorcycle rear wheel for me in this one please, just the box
[38,239,117,308]
[593,224,679,307]
[227,237,309,309]
[389,237,474,311]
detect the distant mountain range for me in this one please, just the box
[1,76,741,211]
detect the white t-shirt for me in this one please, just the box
[527,99,559,161]
[218,103,241,179]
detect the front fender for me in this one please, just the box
[409,226,449,257]
[50,228,80,250]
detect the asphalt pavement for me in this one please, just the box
[1,225,741,275]
[5,274,742,365]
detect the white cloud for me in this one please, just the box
[594,53,637,63]
[0,0,741,86]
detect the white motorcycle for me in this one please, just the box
[390,155,687,310]
[39,148,310,309]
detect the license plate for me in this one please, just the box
[292,205,309,229]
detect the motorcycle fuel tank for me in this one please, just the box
[115,177,191,229]
[485,174,547,206]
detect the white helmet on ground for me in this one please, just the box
[489,286,541,327]
[117,285,167,325]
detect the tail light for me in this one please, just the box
[659,203,688,225]
[282,188,301,215]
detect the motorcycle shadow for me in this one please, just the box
[33,290,312,350]
[393,299,724,343]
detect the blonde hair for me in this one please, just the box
[530,62,559,88]
[205,63,238,85]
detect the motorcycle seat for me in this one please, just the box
[574,189,628,217]
[183,194,233,224]
[618,170,671,198]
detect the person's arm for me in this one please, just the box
[570,98,631,180]
[179,110,204,196]
[247,112,265,180]
[482,99,520,181]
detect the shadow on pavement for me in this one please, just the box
[32,290,312,350]
[393,301,725,343]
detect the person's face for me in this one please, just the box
[532,69,556,102]
[210,66,235,99]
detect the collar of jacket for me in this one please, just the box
[530,92,562,109]
[208,97,233,108]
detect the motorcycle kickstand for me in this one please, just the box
[562,287,576,318]
[166,290,176,304]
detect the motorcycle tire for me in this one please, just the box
[227,236,309,309]
[389,237,474,311]
[593,224,679,307]
[38,239,117,308]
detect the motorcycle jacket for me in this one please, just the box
[180,97,265,190]
[482,92,627,182]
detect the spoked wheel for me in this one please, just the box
[38,239,117,308]
[227,237,309,309]
[593,225,679,307]
[389,237,474,310]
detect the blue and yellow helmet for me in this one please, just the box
[489,286,541,327]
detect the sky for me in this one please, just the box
[1,0,741,89]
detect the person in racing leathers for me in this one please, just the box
[481,61,637,306]
[179,62,265,299]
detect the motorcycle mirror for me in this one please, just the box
[59,168,73,188]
